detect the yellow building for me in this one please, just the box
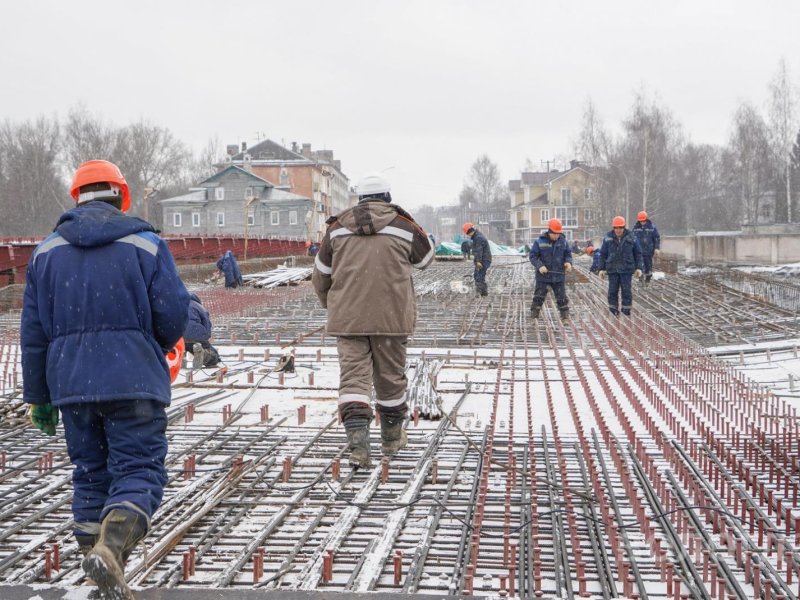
[508,162,597,246]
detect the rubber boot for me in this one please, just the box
[559,309,569,324]
[76,534,100,596]
[344,421,371,468]
[380,412,408,456]
[530,303,540,318]
[82,509,146,600]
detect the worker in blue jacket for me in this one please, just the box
[598,215,643,316]
[463,222,491,296]
[528,218,573,322]
[632,210,661,283]
[185,293,220,368]
[216,250,243,288]
[21,160,190,599]
[586,245,602,273]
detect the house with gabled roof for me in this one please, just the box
[508,161,599,245]
[159,165,313,240]
[221,139,351,236]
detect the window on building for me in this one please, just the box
[584,188,593,201]
[215,187,225,201]
[555,207,578,227]
[289,210,297,225]
[540,209,549,223]
[173,213,182,227]
[245,187,254,199]
[216,212,225,226]
[584,209,593,222]
[192,212,200,227]
[247,212,255,226]
[560,188,572,205]
[271,211,280,226]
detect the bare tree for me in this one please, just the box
[767,58,800,222]
[465,155,506,209]
[0,117,66,236]
[724,102,774,226]
[62,104,119,172]
[573,98,614,230]
[617,91,683,228]
[185,136,224,186]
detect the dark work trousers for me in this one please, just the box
[531,279,569,315]
[643,252,654,276]
[607,272,634,315]
[336,335,409,424]
[61,399,168,537]
[474,260,491,295]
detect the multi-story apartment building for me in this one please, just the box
[508,161,598,246]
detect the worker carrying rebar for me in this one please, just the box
[20,160,190,600]
[528,218,573,323]
[632,210,661,284]
[216,250,243,288]
[312,172,434,468]
[185,293,221,368]
[463,222,491,296]
[597,215,644,316]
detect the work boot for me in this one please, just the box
[192,343,205,369]
[380,412,408,456]
[645,273,652,284]
[82,509,146,600]
[76,533,97,557]
[344,422,371,469]
[559,309,570,324]
[530,303,540,318]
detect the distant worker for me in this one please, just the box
[586,245,602,274]
[216,250,243,288]
[21,159,189,600]
[312,172,434,468]
[308,242,320,257]
[463,222,492,296]
[528,218,573,323]
[460,237,473,260]
[598,215,643,316]
[570,239,580,254]
[632,211,661,283]
[185,293,221,368]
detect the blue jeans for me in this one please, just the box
[61,399,168,534]
[607,272,633,315]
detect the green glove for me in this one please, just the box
[30,404,59,436]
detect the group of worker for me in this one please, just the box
[19,161,660,599]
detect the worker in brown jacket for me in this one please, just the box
[312,172,434,468]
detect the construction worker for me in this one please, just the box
[464,222,491,296]
[460,237,472,260]
[598,215,643,316]
[185,293,221,368]
[632,210,661,283]
[216,250,243,288]
[21,160,189,600]
[586,245,602,274]
[312,172,433,468]
[528,218,573,323]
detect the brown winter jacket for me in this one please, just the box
[312,199,434,336]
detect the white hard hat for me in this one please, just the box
[355,172,391,197]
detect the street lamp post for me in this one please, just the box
[608,163,629,225]
[143,187,159,223]
[243,193,258,262]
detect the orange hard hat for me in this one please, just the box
[612,216,626,228]
[165,338,185,383]
[586,246,594,255]
[462,222,475,235]
[547,218,563,234]
[637,211,648,222]
[70,160,131,212]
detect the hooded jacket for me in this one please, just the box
[21,201,190,407]
[598,228,644,274]
[216,250,243,288]
[470,230,492,265]
[311,199,434,335]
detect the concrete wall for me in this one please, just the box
[663,231,800,265]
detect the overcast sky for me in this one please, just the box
[1,0,799,211]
